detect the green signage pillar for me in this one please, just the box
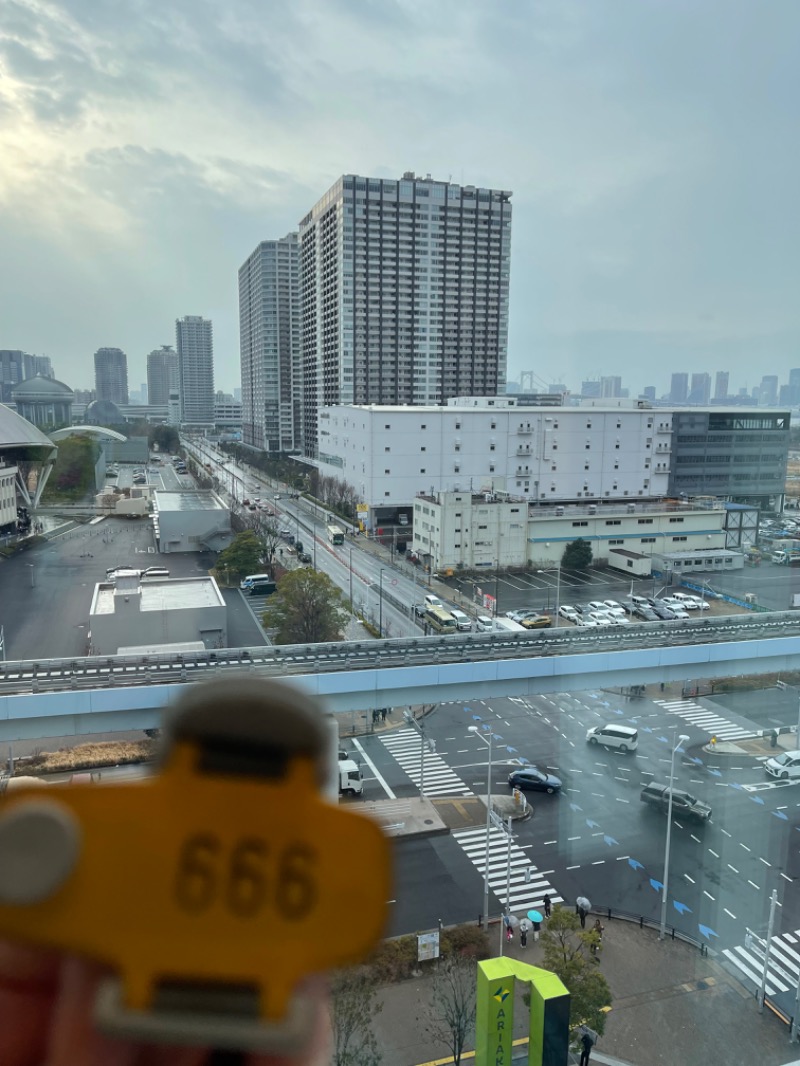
[475,957,570,1066]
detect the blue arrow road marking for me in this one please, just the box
[649,878,664,892]
[603,835,619,847]
[698,924,719,940]
[673,901,692,916]
[628,858,644,871]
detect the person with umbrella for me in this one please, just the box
[519,918,530,948]
[576,895,591,929]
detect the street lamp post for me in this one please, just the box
[469,724,495,931]
[349,547,354,612]
[659,731,689,940]
[537,566,561,627]
[378,569,386,638]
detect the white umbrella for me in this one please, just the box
[576,896,592,911]
[519,919,531,932]
[505,913,521,927]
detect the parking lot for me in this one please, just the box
[440,566,748,627]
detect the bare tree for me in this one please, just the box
[422,956,477,1066]
[242,510,282,571]
[330,968,383,1066]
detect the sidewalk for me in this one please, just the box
[370,915,800,1066]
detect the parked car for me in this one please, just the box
[670,593,699,609]
[634,605,659,622]
[765,750,800,780]
[640,783,711,823]
[587,612,614,627]
[603,600,626,616]
[520,614,551,629]
[297,552,312,564]
[651,604,677,620]
[559,605,579,621]
[413,604,427,618]
[587,601,608,613]
[508,767,562,794]
[576,616,600,628]
[475,616,494,632]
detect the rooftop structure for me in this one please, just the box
[89,574,227,654]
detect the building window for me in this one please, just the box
[421,424,426,430]
[385,446,390,452]
[420,469,426,474]
[637,518,653,525]
[572,521,588,528]
[673,536,688,542]
[669,517,684,523]
[421,446,426,452]
[641,537,656,544]
[385,469,390,474]
[385,424,391,430]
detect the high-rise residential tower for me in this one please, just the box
[238,234,301,452]
[175,316,214,424]
[759,375,779,406]
[669,372,688,404]
[714,371,729,401]
[0,350,34,403]
[147,346,179,407]
[298,172,512,456]
[689,373,711,405]
[94,348,129,404]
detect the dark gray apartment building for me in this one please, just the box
[238,234,301,453]
[298,172,512,457]
[669,409,790,510]
[94,347,129,405]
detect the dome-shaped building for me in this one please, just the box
[11,375,74,429]
[85,399,127,426]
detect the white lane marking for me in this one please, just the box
[352,737,395,799]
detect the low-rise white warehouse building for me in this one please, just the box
[89,573,227,654]
[316,398,672,527]
[153,490,231,553]
[412,492,729,573]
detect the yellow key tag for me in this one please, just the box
[0,678,391,1054]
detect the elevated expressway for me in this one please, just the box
[0,612,798,741]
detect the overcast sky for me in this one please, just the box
[1,0,798,397]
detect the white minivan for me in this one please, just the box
[586,724,639,752]
[449,609,472,632]
[475,616,494,632]
[765,750,800,780]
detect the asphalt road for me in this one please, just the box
[355,692,800,959]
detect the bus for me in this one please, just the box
[424,605,457,634]
[327,524,345,545]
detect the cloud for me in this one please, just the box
[0,0,797,395]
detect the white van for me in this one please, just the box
[450,609,472,632]
[765,750,800,780]
[586,724,639,752]
[475,616,494,632]
[338,759,364,796]
[424,594,441,607]
[240,573,272,590]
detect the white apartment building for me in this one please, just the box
[0,463,17,529]
[176,316,215,425]
[316,399,672,526]
[239,234,301,453]
[412,492,727,572]
[147,346,179,407]
[299,173,512,457]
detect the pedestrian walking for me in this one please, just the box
[578,906,587,929]
[543,894,552,918]
[590,918,604,957]
[579,1031,594,1066]
[520,927,527,948]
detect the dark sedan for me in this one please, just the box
[508,767,562,794]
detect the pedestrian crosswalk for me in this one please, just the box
[653,698,753,742]
[380,729,472,796]
[453,826,564,915]
[723,927,800,998]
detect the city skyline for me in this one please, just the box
[0,2,797,396]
